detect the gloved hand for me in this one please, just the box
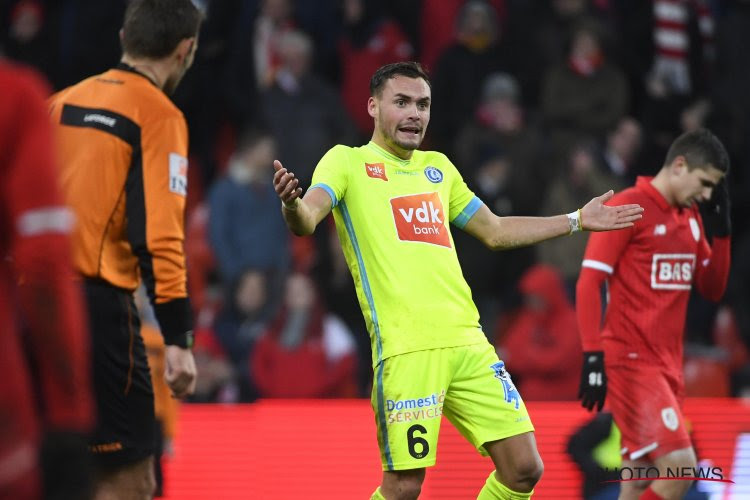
[39,430,93,500]
[700,178,731,238]
[578,351,607,412]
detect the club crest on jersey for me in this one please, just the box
[653,224,667,236]
[689,218,700,242]
[661,407,680,431]
[365,162,388,181]
[424,166,443,183]
[390,192,451,248]
[651,254,696,290]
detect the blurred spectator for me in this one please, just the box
[536,140,618,294]
[338,0,413,139]
[260,29,357,187]
[190,327,236,403]
[208,129,290,296]
[254,0,297,90]
[597,116,643,184]
[213,269,275,401]
[498,265,582,401]
[252,273,358,398]
[453,151,536,339]
[311,219,371,395]
[428,0,522,155]
[417,0,506,73]
[453,72,549,196]
[540,18,629,154]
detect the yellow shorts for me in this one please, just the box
[371,342,534,471]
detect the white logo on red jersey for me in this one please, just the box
[651,254,695,290]
[390,192,451,248]
[661,407,679,431]
[365,162,388,181]
[654,224,667,236]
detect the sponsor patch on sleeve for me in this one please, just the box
[169,152,188,196]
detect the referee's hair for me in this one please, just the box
[121,0,203,60]
[665,128,730,174]
[370,62,431,97]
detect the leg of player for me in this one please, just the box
[94,456,156,500]
[374,468,426,500]
[618,458,652,499]
[479,432,544,499]
[646,447,697,500]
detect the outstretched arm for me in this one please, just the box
[462,190,643,250]
[273,159,333,236]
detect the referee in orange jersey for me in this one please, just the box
[48,1,202,497]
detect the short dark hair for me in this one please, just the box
[664,128,730,174]
[370,62,431,97]
[121,0,203,59]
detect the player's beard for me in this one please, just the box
[382,121,424,152]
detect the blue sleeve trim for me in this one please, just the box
[452,196,483,229]
[309,183,338,208]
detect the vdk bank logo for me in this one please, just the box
[390,192,451,248]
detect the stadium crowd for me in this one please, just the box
[2,0,748,405]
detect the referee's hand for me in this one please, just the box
[578,351,607,412]
[165,345,197,398]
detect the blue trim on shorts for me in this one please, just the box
[339,201,392,468]
[308,183,338,208]
[452,196,483,229]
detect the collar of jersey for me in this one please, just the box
[114,62,159,88]
[636,176,671,211]
[366,141,414,166]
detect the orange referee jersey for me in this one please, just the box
[49,64,192,344]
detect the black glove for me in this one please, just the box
[700,178,731,238]
[39,430,93,500]
[578,351,607,412]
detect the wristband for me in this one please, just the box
[567,209,582,234]
[153,297,194,348]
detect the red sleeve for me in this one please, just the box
[694,235,731,302]
[3,66,94,431]
[576,204,634,351]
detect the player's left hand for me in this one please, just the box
[700,177,731,237]
[165,345,197,398]
[580,190,643,231]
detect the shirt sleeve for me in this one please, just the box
[444,156,482,228]
[133,113,192,346]
[576,193,635,351]
[309,145,351,208]
[693,209,731,301]
[5,66,94,431]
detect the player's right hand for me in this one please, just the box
[165,345,197,399]
[578,351,607,412]
[700,177,731,237]
[273,159,303,208]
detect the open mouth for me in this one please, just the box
[398,126,421,136]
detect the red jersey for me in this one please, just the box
[0,61,93,493]
[577,177,730,375]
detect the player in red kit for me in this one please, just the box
[576,129,731,500]
[0,60,94,499]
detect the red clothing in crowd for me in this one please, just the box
[0,61,93,497]
[252,302,357,398]
[577,177,730,376]
[500,265,581,400]
[339,20,413,137]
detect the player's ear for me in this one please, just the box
[670,155,688,176]
[367,96,377,119]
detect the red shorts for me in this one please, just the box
[606,362,692,462]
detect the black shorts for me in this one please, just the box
[84,279,155,467]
